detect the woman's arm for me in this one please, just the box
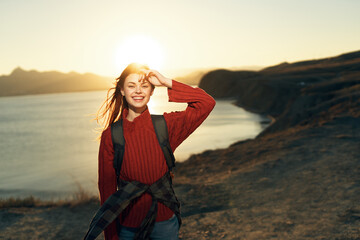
[98,128,118,240]
[164,80,216,152]
[142,68,215,156]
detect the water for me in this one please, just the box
[0,87,268,199]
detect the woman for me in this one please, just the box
[95,63,215,240]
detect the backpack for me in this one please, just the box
[111,115,176,182]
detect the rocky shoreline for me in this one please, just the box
[1,51,359,239]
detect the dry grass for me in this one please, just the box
[0,181,99,209]
[0,195,43,208]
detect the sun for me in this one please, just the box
[115,34,165,72]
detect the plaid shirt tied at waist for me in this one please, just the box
[84,171,181,240]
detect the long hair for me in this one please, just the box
[95,63,151,133]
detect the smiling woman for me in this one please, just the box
[115,35,165,72]
[86,62,216,240]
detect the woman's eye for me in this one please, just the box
[128,85,135,88]
[142,85,149,88]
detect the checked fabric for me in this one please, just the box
[84,171,181,240]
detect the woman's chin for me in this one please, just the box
[129,103,148,112]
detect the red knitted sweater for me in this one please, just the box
[98,80,215,240]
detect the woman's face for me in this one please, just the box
[121,73,154,113]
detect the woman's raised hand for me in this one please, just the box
[141,69,173,88]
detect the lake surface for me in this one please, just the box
[0,87,268,199]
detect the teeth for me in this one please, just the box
[133,97,144,100]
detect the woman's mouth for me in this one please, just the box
[132,96,145,102]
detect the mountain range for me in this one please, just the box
[0,68,113,97]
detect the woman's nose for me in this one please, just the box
[135,86,142,93]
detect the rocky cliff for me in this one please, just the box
[199,50,360,135]
[199,51,360,115]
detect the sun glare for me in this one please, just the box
[115,35,165,72]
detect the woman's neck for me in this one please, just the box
[126,106,147,122]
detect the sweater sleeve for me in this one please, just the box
[164,80,216,152]
[98,128,118,240]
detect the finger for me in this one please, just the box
[147,72,157,78]
[139,69,150,79]
[139,74,148,83]
[140,69,149,75]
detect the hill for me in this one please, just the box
[173,66,264,86]
[174,69,207,86]
[199,50,360,117]
[175,50,360,238]
[0,67,113,97]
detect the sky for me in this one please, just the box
[0,0,359,77]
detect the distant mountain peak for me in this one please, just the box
[11,67,26,75]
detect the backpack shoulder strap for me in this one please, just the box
[151,115,176,171]
[111,120,125,180]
